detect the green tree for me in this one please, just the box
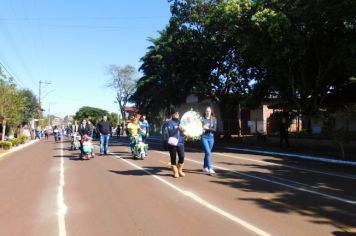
[74,106,109,124]
[108,112,119,127]
[134,0,356,136]
[0,78,25,140]
[18,89,40,125]
[240,0,356,132]
[133,0,256,132]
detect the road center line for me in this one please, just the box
[111,153,271,236]
[58,142,67,236]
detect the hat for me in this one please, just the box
[170,108,179,115]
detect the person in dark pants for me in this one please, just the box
[161,119,169,151]
[97,115,112,155]
[116,125,121,139]
[78,119,90,158]
[44,129,49,140]
[280,117,290,148]
[165,109,186,178]
[87,120,94,139]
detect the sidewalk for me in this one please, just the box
[0,139,40,159]
[223,146,356,167]
[148,136,356,167]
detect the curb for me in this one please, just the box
[0,139,40,159]
[148,136,356,167]
[225,147,356,167]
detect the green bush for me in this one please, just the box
[0,141,13,150]
[10,138,20,147]
[20,135,27,144]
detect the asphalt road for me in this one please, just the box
[0,136,355,236]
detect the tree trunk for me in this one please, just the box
[302,114,312,135]
[237,103,242,137]
[120,109,126,132]
[218,99,232,139]
[1,119,6,141]
[339,142,345,160]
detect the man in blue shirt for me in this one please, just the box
[139,115,150,143]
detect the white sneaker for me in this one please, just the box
[203,168,209,174]
[209,168,216,174]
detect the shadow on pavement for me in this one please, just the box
[333,232,356,236]
[208,164,356,231]
[52,154,86,161]
[108,166,172,177]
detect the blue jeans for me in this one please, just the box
[129,136,136,153]
[100,134,110,154]
[201,133,214,169]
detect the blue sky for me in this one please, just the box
[0,0,171,117]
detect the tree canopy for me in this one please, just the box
[131,0,356,129]
[0,67,39,139]
[74,106,109,124]
[74,106,118,125]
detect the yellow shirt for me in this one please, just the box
[127,122,140,136]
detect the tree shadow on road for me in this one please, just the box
[52,154,86,161]
[332,232,356,236]
[208,159,356,231]
[184,168,212,175]
[108,151,133,159]
[108,166,172,177]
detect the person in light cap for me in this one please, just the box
[164,108,186,178]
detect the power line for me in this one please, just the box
[37,24,151,29]
[0,13,37,88]
[32,0,47,83]
[0,16,170,21]
[0,59,25,87]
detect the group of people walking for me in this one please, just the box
[68,107,217,178]
[126,114,150,158]
[163,106,217,178]
[76,116,112,155]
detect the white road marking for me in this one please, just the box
[58,142,67,236]
[154,151,356,206]
[111,153,272,236]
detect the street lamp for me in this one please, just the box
[43,89,55,100]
